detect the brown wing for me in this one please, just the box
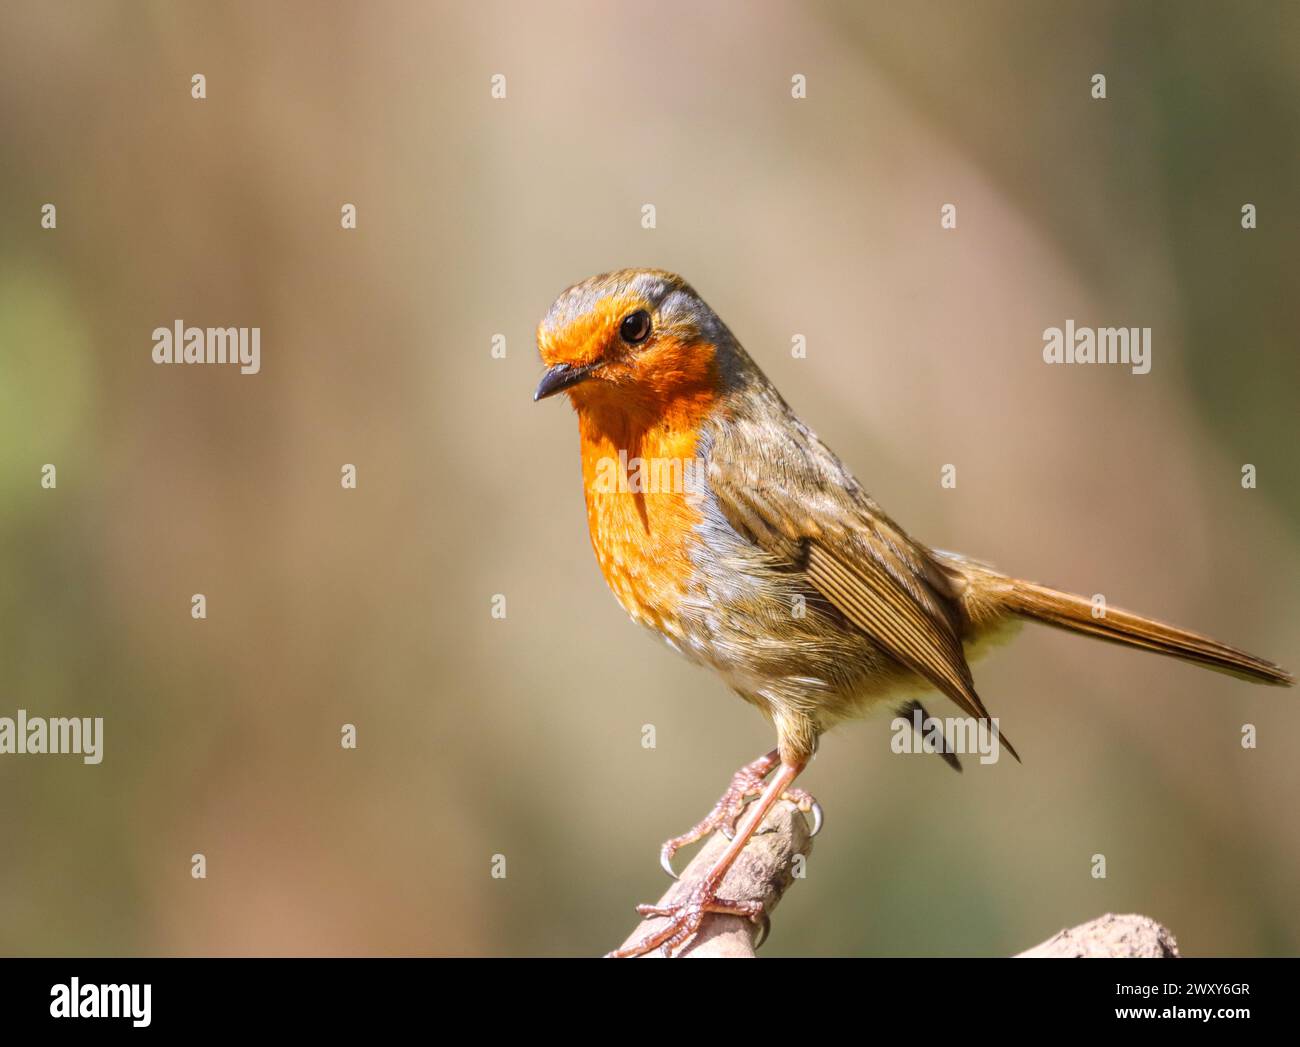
[707,413,1019,761]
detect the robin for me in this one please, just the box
[533,268,1292,958]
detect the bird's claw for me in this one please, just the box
[609,880,768,958]
[657,760,824,877]
[657,755,780,877]
[735,793,822,840]
[778,789,823,838]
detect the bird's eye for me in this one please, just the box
[619,310,652,345]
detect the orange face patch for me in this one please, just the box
[538,275,726,628]
[536,291,649,370]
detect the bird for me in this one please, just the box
[532,268,1293,958]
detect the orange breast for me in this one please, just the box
[578,418,707,640]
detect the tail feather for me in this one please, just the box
[895,700,963,772]
[1001,577,1293,687]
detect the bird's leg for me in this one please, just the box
[609,759,808,958]
[659,748,821,878]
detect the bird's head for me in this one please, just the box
[534,269,735,425]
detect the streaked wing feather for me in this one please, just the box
[708,420,1019,761]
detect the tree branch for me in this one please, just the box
[1017,913,1181,958]
[614,801,1181,958]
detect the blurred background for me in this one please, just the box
[1,0,1297,957]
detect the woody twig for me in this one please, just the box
[614,801,1180,958]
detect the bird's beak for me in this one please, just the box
[533,362,597,401]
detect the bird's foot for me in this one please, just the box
[606,877,767,958]
[658,752,775,877]
[659,750,822,878]
[726,786,821,840]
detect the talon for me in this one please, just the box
[615,881,764,958]
[753,911,771,950]
[777,787,824,838]
[653,750,779,875]
[616,757,809,958]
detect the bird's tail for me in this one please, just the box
[998,575,1293,686]
[933,551,1293,686]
